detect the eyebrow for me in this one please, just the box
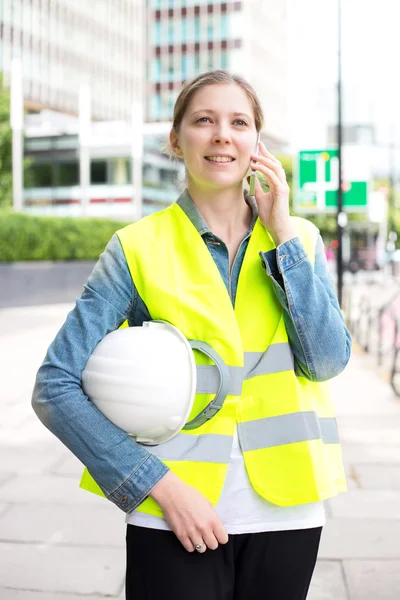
[190,109,253,121]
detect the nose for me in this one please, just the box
[211,126,232,145]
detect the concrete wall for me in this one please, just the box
[0,262,96,309]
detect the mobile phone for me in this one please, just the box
[249,133,261,196]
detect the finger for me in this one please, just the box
[251,162,286,189]
[251,155,285,179]
[213,522,229,545]
[191,537,207,554]
[201,529,219,551]
[259,141,281,165]
[181,535,197,552]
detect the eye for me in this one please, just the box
[234,119,248,126]
[197,117,211,123]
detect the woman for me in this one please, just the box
[32,70,351,600]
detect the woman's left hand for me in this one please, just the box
[250,142,297,246]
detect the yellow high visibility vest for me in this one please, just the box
[80,202,346,515]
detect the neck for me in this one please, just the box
[187,182,252,241]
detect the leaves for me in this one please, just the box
[0,75,31,208]
[0,212,127,261]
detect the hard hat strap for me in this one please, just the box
[183,340,231,430]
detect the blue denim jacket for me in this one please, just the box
[32,189,351,514]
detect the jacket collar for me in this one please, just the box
[176,188,258,236]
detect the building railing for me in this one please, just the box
[344,281,400,396]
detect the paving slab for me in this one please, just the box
[0,542,125,596]
[330,353,400,415]
[308,560,349,600]
[0,473,14,489]
[343,465,359,490]
[327,490,400,519]
[0,475,107,506]
[50,454,85,477]
[338,413,400,428]
[319,519,400,559]
[0,403,33,429]
[344,560,400,600]
[0,503,10,518]
[354,464,400,490]
[0,503,125,547]
[338,418,400,445]
[0,444,70,475]
[0,592,122,600]
[340,442,400,465]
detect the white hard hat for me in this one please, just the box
[81,321,230,446]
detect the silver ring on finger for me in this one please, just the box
[194,542,205,552]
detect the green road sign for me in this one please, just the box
[294,149,368,214]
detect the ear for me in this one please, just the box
[169,128,184,159]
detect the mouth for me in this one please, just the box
[204,156,236,164]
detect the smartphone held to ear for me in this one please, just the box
[249,133,261,197]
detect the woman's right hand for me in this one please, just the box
[149,471,229,553]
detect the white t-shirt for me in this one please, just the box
[126,427,325,534]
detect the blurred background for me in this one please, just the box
[0,0,400,271]
[1,1,400,599]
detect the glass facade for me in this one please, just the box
[149,1,239,121]
[1,0,144,122]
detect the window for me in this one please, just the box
[181,55,188,79]
[168,93,175,119]
[207,24,213,41]
[168,22,174,44]
[90,161,107,184]
[151,94,162,120]
[168,54,174,79]
[25,163,53,188]
[221,51,228,69]
[154,21,161,45]
[181,18,187,43]
[58,161,79,186]
[194,16,200,42]
[221,14,228,39]
[111,158,131,184]
[152,58,161,80]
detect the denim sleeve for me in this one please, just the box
[31,234,169,514]
[260,235,352,381]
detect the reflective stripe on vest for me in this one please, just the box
[196,343,294,395]
[147,432,233,463]
[146,412,338,462]
[237,412,339,451]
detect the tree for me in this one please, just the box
[0,75,32,209]
[0,76,13,208]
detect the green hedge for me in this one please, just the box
[0,211,129,261]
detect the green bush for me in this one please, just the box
[0,211,129,262]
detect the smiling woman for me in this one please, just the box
[32,70,351,600]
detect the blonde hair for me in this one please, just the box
[164,69,264,159]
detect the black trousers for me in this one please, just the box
[126,525,322,600]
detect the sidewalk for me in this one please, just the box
[1,305,400,599]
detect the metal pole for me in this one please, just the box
[336,0,345,307]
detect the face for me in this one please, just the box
[170,83,258,191]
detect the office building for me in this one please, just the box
[147,0,290,147]
[0,0,144,121]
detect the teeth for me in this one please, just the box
[205,156,234,163]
